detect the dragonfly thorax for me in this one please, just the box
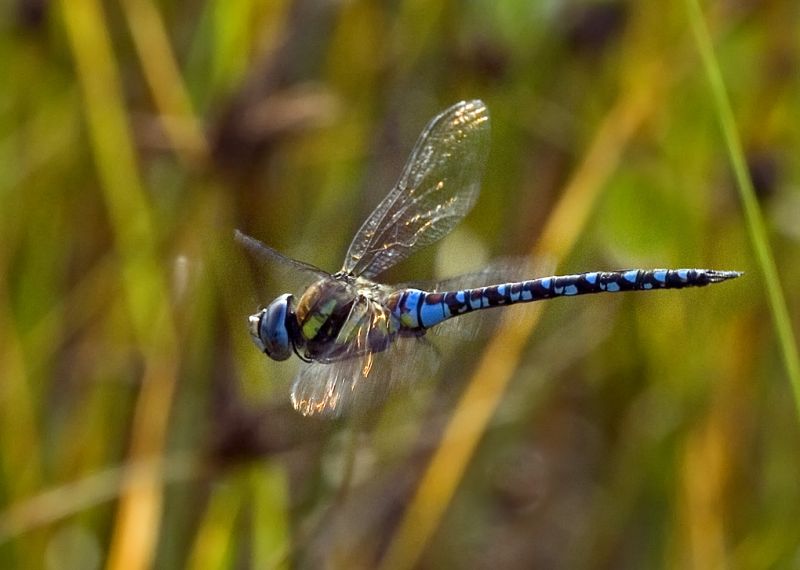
[292,277,401,363]
[295,279,357,344]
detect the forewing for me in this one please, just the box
[235,230,330,280]
[341,100,491,279]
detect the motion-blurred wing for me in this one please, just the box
[396,257,553,341]
[341,100,491,279]
[290,301,439,417]
[400,256,549,293]
[290,339,439,418]
[290,356,376,418]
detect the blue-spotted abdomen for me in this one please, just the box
[386,268,740,331]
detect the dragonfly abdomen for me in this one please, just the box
[389,269,740,330]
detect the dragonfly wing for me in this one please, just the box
[290,338,439,418]
[290,297,390,417]
[399,257,554,341]
[290,297,382,417]
[235,230,330,280]
[341,100,491,279]
[290,356,370,418]
[397,256,548,292]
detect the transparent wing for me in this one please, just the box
[397,256,545,292]
[235,230,330,280]
[398,257,554,341]
[341,100,491,279]
[290,338,439,418]
[290,302,439,417]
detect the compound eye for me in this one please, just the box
[253,294,294,361]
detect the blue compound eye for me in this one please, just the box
[248,294,294,361]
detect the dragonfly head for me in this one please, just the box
[249,293,296,361]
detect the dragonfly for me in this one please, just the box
[237,99,740,417]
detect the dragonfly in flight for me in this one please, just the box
[237,100,740,417]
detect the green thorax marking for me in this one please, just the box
[301,298,338,339]
[295,279,355,342]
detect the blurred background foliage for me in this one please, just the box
[0,0,798,568]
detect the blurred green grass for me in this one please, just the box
[1,0,799,568]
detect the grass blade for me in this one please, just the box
[685,0,800,419]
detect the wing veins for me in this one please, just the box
[340,100,490,278]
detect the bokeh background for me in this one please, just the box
[1,0,799,568]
